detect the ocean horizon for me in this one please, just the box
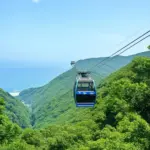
[0,67,68,92]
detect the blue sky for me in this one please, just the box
[0,0,150,65]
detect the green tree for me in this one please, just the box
[117,113,150,149]
[0,96,21,144]
[21,128,43,147]
[0,140,36,150]
[0,97,5,114]
[147,45,150,50]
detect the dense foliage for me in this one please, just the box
[18,51,150,128]
[1,56,150,149]
[0,97,21,146]
[0,89,31,128]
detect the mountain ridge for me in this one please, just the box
[1,56,150,149]
[18,50,150,128]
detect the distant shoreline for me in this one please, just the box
[9,92,20,97]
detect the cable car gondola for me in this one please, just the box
[73,71,96,107]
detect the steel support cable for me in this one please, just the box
[72,29,145,73]
[84,34,150,92]
[114,34,150,56]
[88,30,150,71]
[97,34,150,69]
[93,34,150,90]
[71,31,149,89]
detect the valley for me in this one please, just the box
[15,51,150,128]
[1,55,150,149]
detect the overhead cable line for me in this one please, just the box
[95,34,150,89]
[97,34,150,69]
[71,30,150,88]
[89,30,150,71]
[89,31,150,87]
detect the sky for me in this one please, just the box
[0,0,150,66]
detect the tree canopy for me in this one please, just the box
[1,56,150,149]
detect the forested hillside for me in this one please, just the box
[0,89,31,128]
[1,56,150,149]
[19,51,150,128]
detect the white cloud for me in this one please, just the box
[32,0,40,3]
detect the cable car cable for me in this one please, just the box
[95,30,150,67]
[96,34,150,88]
[97,34,150,69]
[88,30,150,71]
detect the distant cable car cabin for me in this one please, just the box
[71,61,76,66]
[73,71,96,107]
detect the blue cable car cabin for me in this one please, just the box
[73,72,96,107]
